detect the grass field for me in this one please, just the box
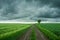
[0,23,31,40]
[0,23,60,40]
[37,23,60,40]
[40,23,60,36]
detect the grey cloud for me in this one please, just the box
[0,0,60,22]
[39,0,60,8]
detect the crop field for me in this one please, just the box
[0,23,31,40]
[37,23,60,40]
[0,23,60,40]
[40,23,60,36]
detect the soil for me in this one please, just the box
[17,24,49,40]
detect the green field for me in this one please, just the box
[40,23,60,36]
[37,23,60,40]
[0,23,31,40]
[0,23,60,40]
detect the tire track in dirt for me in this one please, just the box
[34,25,48,40]
[17,24,49,40]
[18,26,33,40]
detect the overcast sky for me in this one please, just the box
[0,0,60,22]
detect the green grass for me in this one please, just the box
[0,23,60,40]
[36,23,60,40]
[0,23,31,40]
[30,29,36,40]
[40,23,60,36]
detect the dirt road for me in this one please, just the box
[34,25,48,40]
[17,24,49,40]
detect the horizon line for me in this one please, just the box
[0,22,60,24]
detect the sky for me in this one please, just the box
[0,0,60,22]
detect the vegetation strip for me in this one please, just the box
[30,29,36,40]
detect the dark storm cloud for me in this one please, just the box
[0,0,60,22]
[0,0,18,20]
[39,0,60,8]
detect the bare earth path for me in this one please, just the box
[33,25,48,40]
[17,24,49,40]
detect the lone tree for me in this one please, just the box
[38,19,41,24]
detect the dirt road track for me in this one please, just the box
[34,25,48,40]
[18,27,32,40]
[17,24,49,40]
